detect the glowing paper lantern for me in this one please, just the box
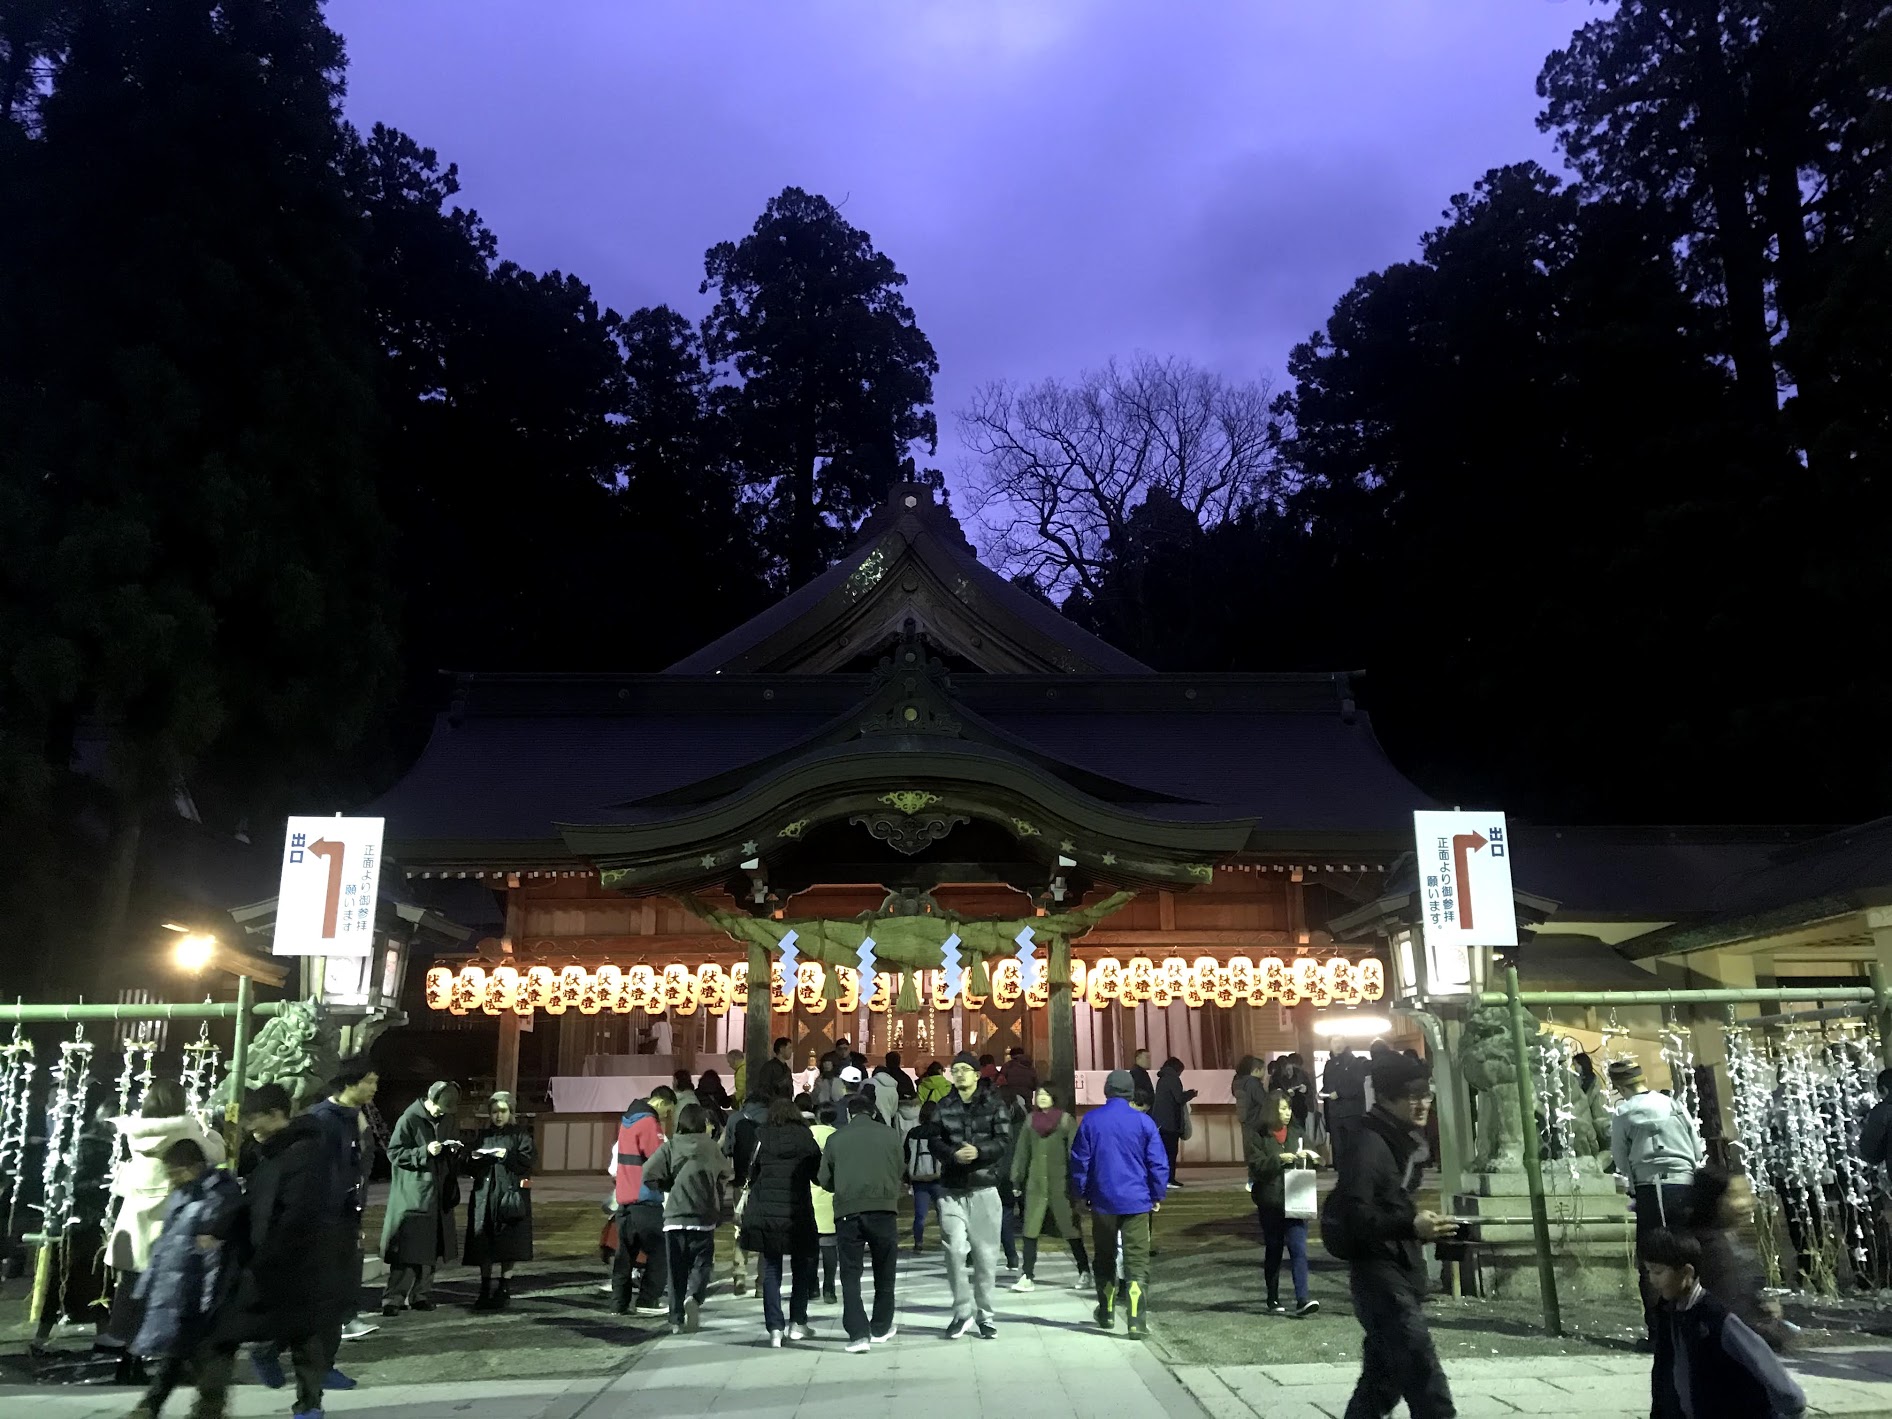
[424,950,1389,1015]
[795,962,824,1011]
[1158,957,1188,1008]
[697,964,731,1017]
[1124,956,1157,1003]
[1290,957,1322,1009]
[990,957,1023,1010]
[1323,957,1360,1006]
[664,964,696,1016]
[831,965,861,1014]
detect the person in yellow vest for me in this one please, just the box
[728,1049,747,1106]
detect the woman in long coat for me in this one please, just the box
[380,1080,461,1314]
[1009,1084,1091,1290]
[738,1095,822,1346]
[464,1090,535,1310]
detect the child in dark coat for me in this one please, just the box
[642,1103,733,1334]
[128,1137,242,1418]
[1646,1228,1805,1419]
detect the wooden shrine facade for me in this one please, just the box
[368,484,1434,1100]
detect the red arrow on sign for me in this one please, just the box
[1451,832,1489,930]
[310,839,345,939]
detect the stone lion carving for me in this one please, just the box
[212,998,341,1115]
[1458,1003,1604,1173]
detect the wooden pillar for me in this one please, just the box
[745,939,772,1092]
[1050,934,1076,1106]
[495,889,523,1097]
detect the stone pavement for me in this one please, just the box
[1171,1345,1892,1418]
[3,1236,1202,1418]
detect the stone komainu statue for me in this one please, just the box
[1457,1003,1604,1173]
[211,998,342,1115]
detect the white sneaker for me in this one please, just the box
[340,1318,379,1340]
[768,1330,784,1348]
[787,1322,816,1340]
[1072,1273,1093,1291]
[870,1326,897,1344]
[1010,1276,1035,1292]
[845,1337,871,1353]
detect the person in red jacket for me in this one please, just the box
[609,1087,676,1316]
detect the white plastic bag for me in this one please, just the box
[1283,1163,1318,1220]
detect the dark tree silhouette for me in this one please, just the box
[701,187,939,586]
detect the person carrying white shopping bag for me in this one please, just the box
[1246,1086,1320,1315]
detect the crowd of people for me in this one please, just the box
[96,1032,1827,1419]
[604,1036,1175,1349]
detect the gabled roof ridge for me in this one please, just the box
[662,482,1151,675]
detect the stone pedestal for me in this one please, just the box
[1454,1170,1638,1301]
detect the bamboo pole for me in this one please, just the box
[224,974,255,1156]
[1480,988,1875,1008]
[1506,966,1562,1337]
[1871,963,1891,1068]
[0,1000,288,1023]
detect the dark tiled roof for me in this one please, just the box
[1706,816,1892,915]
[981,711,1433,832]
[363,690,1434,854]
[1504,826,1813,921]
[665,483,1150,675]
[360,711,835,842]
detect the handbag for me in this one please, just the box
[1179,1100,1194,1142]
[733,1137,763,1223]
[1283,1161,1318,1220]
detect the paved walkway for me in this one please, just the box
[1172,1345,1892,1418]
[5,1239,1201,1418]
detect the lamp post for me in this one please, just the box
[170,930,286,1152]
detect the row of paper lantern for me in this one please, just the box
[423,953,1384,1017]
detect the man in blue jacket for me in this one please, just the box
[1070,1069,1169,1338]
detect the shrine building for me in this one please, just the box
[367,484,1436,1167]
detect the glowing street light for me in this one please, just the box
[174,933,218,972]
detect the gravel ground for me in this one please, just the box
[1143,1179,1892,1368]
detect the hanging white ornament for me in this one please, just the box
[38,1025,95,1237]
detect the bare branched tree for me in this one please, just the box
[958,353,1283,602]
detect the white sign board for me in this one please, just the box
[275,816,384,956]
[1413,809,1516,956]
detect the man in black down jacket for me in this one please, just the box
[1325,1054,1457,1419]
[929,1051,1015,1340]
[195,1084,347,1419]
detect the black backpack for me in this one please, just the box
[1319,1187,1359,1261]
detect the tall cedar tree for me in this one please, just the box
[701,187,940,586]
[348,128,768,746]
[1538,0,1892,817]
[0,0,395,967]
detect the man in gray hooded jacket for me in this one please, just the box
[1608,1057,1704,1344]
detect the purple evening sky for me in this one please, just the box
[326,0,1597,497]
